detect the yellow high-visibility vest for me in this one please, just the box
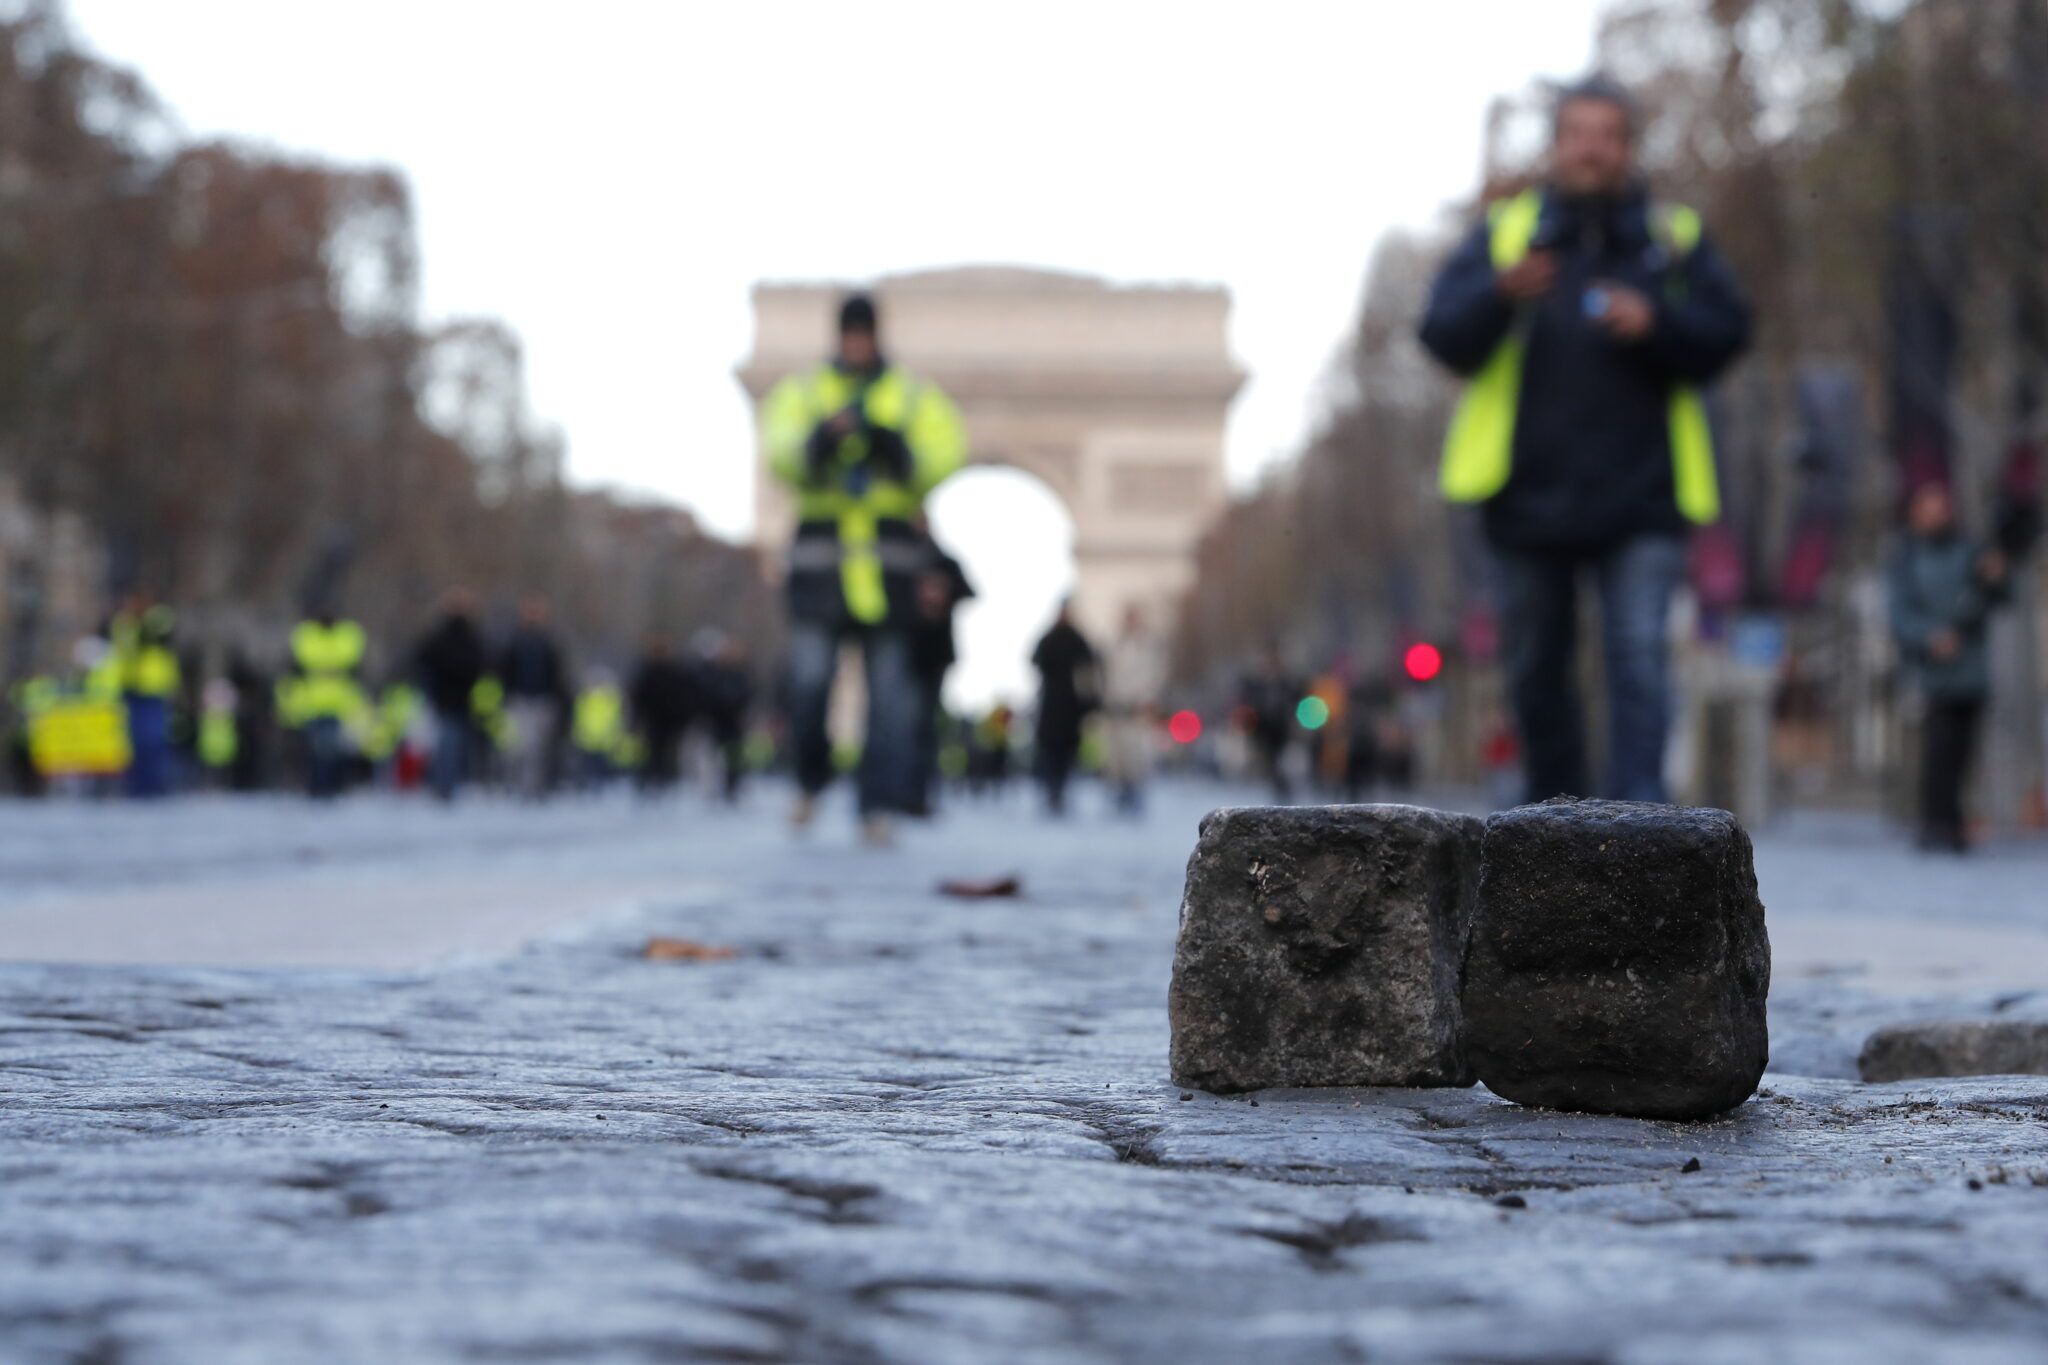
[572,685,624,754]
[762,363,968,624]
[289,619,367,721]
[470,675,510,750]
[1438,188,1721,526]
[198,706,238,768]
[363,685,418,762]
[111,607,181,698]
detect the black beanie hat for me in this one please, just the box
[838,293,878,335]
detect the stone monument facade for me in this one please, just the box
[736,266,1245,643]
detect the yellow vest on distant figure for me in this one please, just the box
[1438,188,1720,526]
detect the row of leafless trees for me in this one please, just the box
[1178,0,2048,797]
[0,1,775,686]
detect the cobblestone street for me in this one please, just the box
[4,785,2048,1364]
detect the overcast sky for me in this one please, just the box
[66,0,1605,704]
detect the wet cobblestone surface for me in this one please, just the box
[3,787,2047,1363]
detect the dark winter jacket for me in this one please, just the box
[909,547,975,684]
[415,615,487,717]
[1240,671,1301,746]
[1419,185,1752,552]
[628,657,697,738]
[1031,621,1098,753]
[497,627,565,702]
[696,661,753,741]
[1888,532,2009,699]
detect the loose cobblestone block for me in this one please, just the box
[1169,804,1483,1094]
[1860,1019,2048,1082]
[1465,798,1771,1120]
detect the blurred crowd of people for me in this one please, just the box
[3,589,760,806]
[3,78,2037,857]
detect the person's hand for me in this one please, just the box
[1591,282,1656,342]
[1496,250,1558,303]
[1978,549,2009,585]
[1928,628,1962,661]
[803,420,839,475]
[866,426,912,482]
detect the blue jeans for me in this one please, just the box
[786,621,922,816]
[429,710,469,801]
[305,715,347,799]
[124,694,173,798]
[1493,533,1686,805]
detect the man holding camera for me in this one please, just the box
[763,294,968,845]
[1420,76,1751,804]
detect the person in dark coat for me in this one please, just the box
[1030,600,1097,816]
[1418,76,1751,804]
[907,530,974,816]
[496,594,567,797]
[628,634,697,794]
[414,587,487,801]
[1239,646,1302,803]
[1889,482,2011,852]
[694,631,755,803]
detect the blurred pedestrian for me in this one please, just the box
[628,634,695,795]
[289,607,367,800]
[1240,646,1301,803]
[1343,676,1389,802]
[1419,74,1750,803]
[571,667,626,790]
[1031,600,1098,817]
[109,594,180,798]
[1101,604,1166,815]
[414,588,486,802]
[907,528,974,816]
[1888,482,2011,852]
[1480,707,1522,811]
[196,677,238,786]
[497,594,567,799]
[226,650,272,791]
[970,703,1013,795]
[763,293,968,847]
[695,631,754,804]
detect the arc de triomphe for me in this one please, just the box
[737,266,1245,643]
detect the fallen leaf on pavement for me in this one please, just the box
[937,875,1023,899]
[644,938,738,962]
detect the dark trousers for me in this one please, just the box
[786,620,922,816]
[911,676,944,815]
[1039,735,1079,815]
[306,716,347,800]
[1920,695,1984,843]
[711,721,746,802]
[124,694,173,798]
[1253,729,1292,802]
[429,710,468,801]
[640,727,684,791]
[1493,533,1686,805]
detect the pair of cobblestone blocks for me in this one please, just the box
[1167,798,1772,1120]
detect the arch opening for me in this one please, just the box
[924,464,1076,716]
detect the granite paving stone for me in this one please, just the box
[0,786,2045,1363]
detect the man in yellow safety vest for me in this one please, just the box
[763,293,967,845]
[571,669,625,790]
[288,608,366,799]
[1420,75,1750,804]
[109,595,181,798]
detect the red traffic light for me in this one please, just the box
[1403,642,1443,682]
[1168,710,1203,744]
